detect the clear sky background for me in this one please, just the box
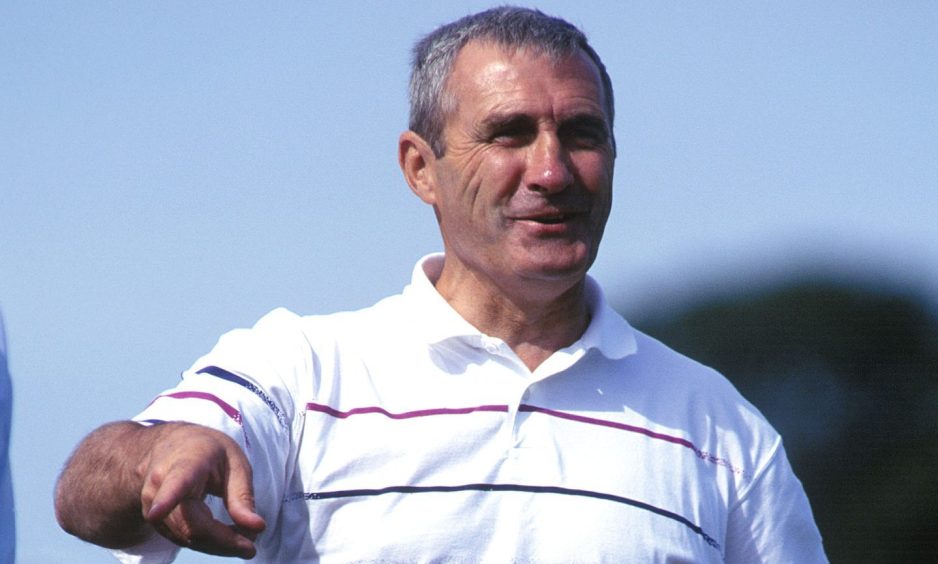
[1,2,936,562]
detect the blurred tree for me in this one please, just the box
[626,277,938,563]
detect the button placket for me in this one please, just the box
[503,384,532,453]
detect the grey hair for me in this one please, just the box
[408,6,615,157]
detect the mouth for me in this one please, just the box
[518,211,585,225]
[531,213,571,225]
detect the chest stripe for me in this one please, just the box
[520,405,746,475]
[306,402,508,419]
[305,401,743,474]
[286,482,721,553]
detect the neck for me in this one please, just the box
[434,266,591,371]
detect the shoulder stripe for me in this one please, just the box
[196,366,287,429]
[156,391,242,425]
[137,419,167,426]
[285,482,720,552]
[146,392,251,448]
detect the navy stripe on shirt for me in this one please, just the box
[286,482,721,552]
[196,365,287,429]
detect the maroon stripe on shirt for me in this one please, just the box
[519,404,746,475]
[304,401,743,474]
[157,391,243,425]
[305,403,508,419]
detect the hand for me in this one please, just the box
[137,423,267,558]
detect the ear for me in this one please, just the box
[398,130,439,205]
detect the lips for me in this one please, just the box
[532,213,570,224]
[514,211,583,224]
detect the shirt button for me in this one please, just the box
[480,337,500,354]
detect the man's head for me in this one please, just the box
[399,7,616,304]
[408,6,615,158]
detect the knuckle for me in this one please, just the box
[234,489,257,512]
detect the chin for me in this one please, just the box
[515,258,591,284]
[516,245,595,278]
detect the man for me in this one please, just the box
[56,7,826,562]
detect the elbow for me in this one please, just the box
[54,467,81,538]
[54,473,150,549]
[54,426,151,549]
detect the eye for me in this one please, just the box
[490,123,536,146]
[485,117,537,147]
[559,118,609,149]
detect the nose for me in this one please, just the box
[523,131,573,193]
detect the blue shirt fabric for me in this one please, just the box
[0,312,15,562]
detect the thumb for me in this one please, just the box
[224,445,266,536]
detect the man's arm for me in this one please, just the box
[55,420,266,559]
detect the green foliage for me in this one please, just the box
[628,278,938,563]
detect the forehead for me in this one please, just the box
[445,40,608,121]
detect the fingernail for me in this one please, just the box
[238,538,256,559]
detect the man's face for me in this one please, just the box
[428,41,615,297]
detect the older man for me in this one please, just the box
[56,7,826,562]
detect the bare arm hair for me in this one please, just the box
[55,421,160,548]
[55,420,265,557]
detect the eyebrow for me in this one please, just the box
[558,113,609,134]
[477,112,537,136]
[477,110,609,136]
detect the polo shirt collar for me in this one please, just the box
[580,274,638,360]
[402,253,637,361]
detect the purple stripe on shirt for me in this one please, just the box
[157,391,243,426]
[518,404,746,475]
[304,401,743,474]
[305,402,508,419]
[195,365,287,429]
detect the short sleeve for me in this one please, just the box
[724,441,828,563]
[117,308,311,562]
[110,531,180,564]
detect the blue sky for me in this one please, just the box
[2,2,936,562]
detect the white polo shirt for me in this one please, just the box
[118,254,826,563]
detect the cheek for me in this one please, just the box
[573,153,614,196]
[475,150,524,198]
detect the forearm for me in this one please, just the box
[55,421,170,548]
